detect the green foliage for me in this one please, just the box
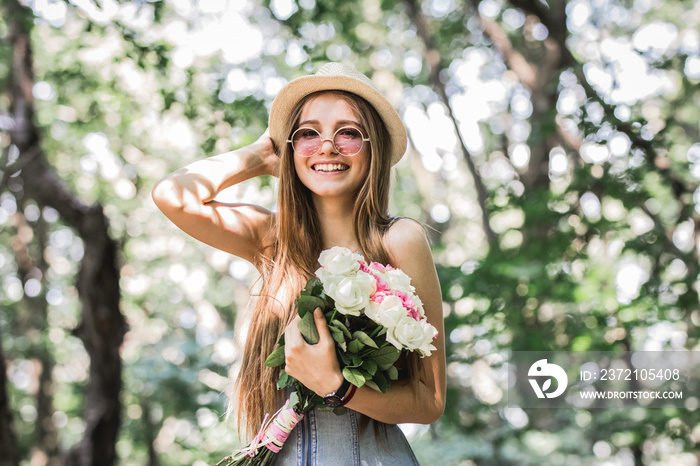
[264,345,285,368]
[342,367,366,387]
[367,346,401,366]
[2,0,699,464]
[297,310,320,345]
[295,295,326,318]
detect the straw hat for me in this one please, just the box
[269,62,407,166]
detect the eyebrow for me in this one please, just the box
[298,119,362,127]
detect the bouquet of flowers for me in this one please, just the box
[216,247,438,466]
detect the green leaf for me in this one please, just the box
[301,277,324,296]
[369,346,400,366]
[352,330,379,348]
[264,345,286,367]
[298,311,319,345]
[343,367,366,387]
[296,295,326,318]
[362,359,378,376]
[331,319,352,339]
[319,291,334,308]
[351,354,363,367]
[277,370,294,390]
[330,326,345,343]
[386,365,399,381]
[288,390,300,410]
[299,275,331,303]
[338,350,351,365]
[364,380,381,392]
[372,370,388,392]
[348,338,364,353]
[332,406,348,416]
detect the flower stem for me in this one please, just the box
[214,456,231,466]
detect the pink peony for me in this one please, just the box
[369,262,395,274]
[362,262,391,293]
[393,290,422,321]
[370,291,391,303]
[359,261,372,274]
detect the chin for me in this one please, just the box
[307,185,360,200]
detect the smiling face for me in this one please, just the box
[292,93,371,203]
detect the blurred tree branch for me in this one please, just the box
[473,0,565,190]
[508,0,660,159]
[403,0,498,247]
[504,0,699,276]
[476,0,585,164]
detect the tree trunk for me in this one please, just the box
[7,2,127,464]
[475,2,564,191]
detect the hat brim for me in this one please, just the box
[269,74,407,166]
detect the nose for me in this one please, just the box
[318,138,337,155]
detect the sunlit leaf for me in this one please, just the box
[264,345,285,367]
[298,311,319,345]
[342,367,366,387]
[352,330,378,348]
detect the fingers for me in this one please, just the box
[314,308,332,344]
[284,308,342,394]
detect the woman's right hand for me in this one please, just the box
[253,129,280,177]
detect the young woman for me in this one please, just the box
[152,63,445,464]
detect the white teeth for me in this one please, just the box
[313,163,348,172]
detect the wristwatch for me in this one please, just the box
[323,378,357,408]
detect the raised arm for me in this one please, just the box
[151,132,279,264]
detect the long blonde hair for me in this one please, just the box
[232,90,413,439]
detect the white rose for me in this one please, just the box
[417,320,438,357]
[314,267,333,285]
[385,315,428,352]
[365,295,407,328]
[317,247,363,276]
[322,271,376,316]
[385,317,437,357]
[383,269,415,294]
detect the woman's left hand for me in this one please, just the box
[284,308,344,396]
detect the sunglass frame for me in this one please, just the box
[287,126,370,157]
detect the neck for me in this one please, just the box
[312,195,360,252]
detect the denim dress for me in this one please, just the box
[272,408,420,465]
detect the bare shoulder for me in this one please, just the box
[384,218,443,327]
[383,218,432,267]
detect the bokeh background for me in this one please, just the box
[1,0,699,464]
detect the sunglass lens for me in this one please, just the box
[333,128,364,156]
[292,129,321,156]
